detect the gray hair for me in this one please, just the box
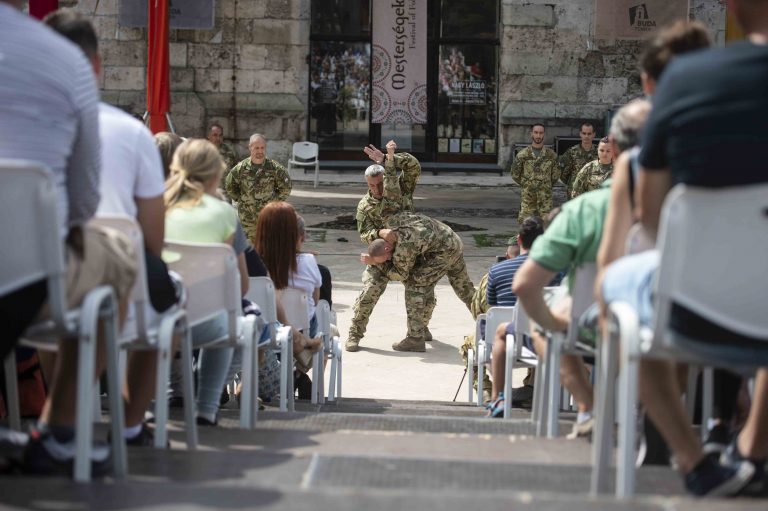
[249,133,266,145]
[364,164,384,178]
[297,214,305,235]
[609,98,652,153]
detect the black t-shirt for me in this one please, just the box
[639,41,768,187]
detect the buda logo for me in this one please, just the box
[629,4,657,31]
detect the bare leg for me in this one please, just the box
[561,354,593,413]
[489,322,508,401]
[737,368,768,460]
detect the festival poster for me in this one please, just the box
[372,0,427,124]
[594,0,690,40]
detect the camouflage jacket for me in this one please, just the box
[356,152,421,244]
[224,156,292,230]
[218,142,240,182]
[511,145,559,189]
[559,144,597,191]
[571,160,613,198]
[385,212,463,284]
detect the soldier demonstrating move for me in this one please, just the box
[559,122,597,196]
[346,140,437,352]
[511,123,559,225]
[207,121,239,179]
[225,133,292,241]
[570,136,614,198]
[367,211,476,352]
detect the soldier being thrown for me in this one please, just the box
[366,212,476,353]
[225,133,291,241]
[511,123,559,225]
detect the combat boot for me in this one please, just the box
[345,336,361,352]
[392,336,426,352]
[424,328,433,342]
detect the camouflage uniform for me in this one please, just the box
[511,145,559,224]
[460,273,493,396]
[224,156,292,240]
[218,142,240,183]
[384,212,476,339]
[571,160,613,198]
[559,144,597,196]
[349,153,437,343]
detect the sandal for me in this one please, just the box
[484,392,505,418]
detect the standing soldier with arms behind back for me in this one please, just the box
[347,140,437,352]
[225,133,291,241]
[559,122,597,197]
[511,123,559,225]
[207,122,239,181]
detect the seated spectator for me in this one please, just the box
[154,131,184,179]
[164,138,250,426]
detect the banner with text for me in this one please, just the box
[594,0,690,40]
[372,0,427,124]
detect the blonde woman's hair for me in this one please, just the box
[164,138,225,210]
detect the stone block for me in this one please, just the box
[235,19,303,45]
[555,103,611,122]
[195,68,232,92]
[578,51,605,77]
[170,68,195,91]
[267,0,292,19]
[100,40,145,67]
[500,101,557,123]
[238,45,268,70]
[547,52,580,76]
[498,74,523,101]
[217,0,236,18]
[95,0,118,15]
[264,45,291,70]
[104,66,145,90]
[117,27,145,41]
[189,43,234,68]
[502,27,554,53]
[233,93,305,112]
[578,77,628,104]
[553,2,592,31]
[520,76,578,102]
[503,4,554,28]
[91,16,118,42]
[237,0,268,18]
[169,43,188,67]
[501,52,550,75]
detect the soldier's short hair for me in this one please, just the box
[208,122,224,134]
[364,164,384,178]
[531,123,545,131]
[518,216,544,250]
[249,133,266,145]
[609,99,651,152]
[580,122,594,133]
[44,9,98,60]
[368,239,388,257]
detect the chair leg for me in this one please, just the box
[180,321,197,449]
[476,345,485,407]
[546,336,561,438]
[535,348,549,436]
[104,314,127,478]
[503,335,515,419]
[336,343,342,402]
[313,162,319,189]
[4,351,21,431]
[701,367,714,442]
[240,327,253,429]
[591,324,618,495]
[614,304,640,499]
[328,350,337,402]
[154,316,177,449]
[466,348,474,403]
[311,351,320,405]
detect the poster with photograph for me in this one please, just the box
[473,139,484,153]
[449,139,460,153]
[438,138,449,153]
[485,139,496,154]
[461,139,471,153]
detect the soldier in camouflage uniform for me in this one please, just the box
[367,212,476,352]
[207,122,239,182]
[511,124,559,225]
[571,137,614,198]
[225,133,291,241]
[347,141,437,352]
[558,122,597,196]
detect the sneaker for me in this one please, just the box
[511,385,534,407]
[721,439,768,497]
[220,388,230,406]
[196,415,218,427]
[21,429,112,477]
[424,329,433,342]
[126,423,169,448]
[345,337,361,352]
[685,454,754,497]
[0,428,29,472]
[702,423,731,457]
[392,336,426,352]
[566,416,595,439]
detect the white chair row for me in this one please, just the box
[591,183,768,498]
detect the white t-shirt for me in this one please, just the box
[96,103,165,217]
[288,253,322,322]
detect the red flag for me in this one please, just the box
[29,0,58,20]
[147,0,170,133]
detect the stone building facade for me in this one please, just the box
[64,0,725,169]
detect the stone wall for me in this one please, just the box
[497,0,726,168]
[66,0,725,167]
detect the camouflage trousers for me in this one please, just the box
[518,185,553,224]
[460,337,535,393]
[348,263,436,341]
[404,254,475,338]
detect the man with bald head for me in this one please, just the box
[225,133,291,240]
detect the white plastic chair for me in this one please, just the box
[316,300,342,403]
[245,277,295,412]
[591,183,768,498]
[502,301,542,420]
[90,216,195,449]
[0,159,125,482]
[472,306,516,406]
[164,241,260,429]
[287,141,320,188]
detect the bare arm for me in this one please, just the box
[596,152,634,274]
[312,287,320,305]
[637,166,672,242]
[135,195,165,256]
[512,258,569,332]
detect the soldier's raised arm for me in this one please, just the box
[395,151,421,200]
[273,161,292,201]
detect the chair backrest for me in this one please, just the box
[291,141,318,162]
[278,287,310,332]
[246,276,278,346]
[0,159,68,329]
[90,216,150,340]
[484,306,516,350]
[653,183,768,342]
[564,263,597,348]
[513,301,531,357]
[165,240,240,336]
[316,299,333,347]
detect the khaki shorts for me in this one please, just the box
[36,225,136,320]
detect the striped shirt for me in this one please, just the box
[0,4,101,238]
[487,253,528,307]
